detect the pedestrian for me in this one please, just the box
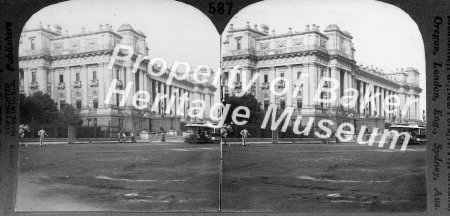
[130,131,136,143]
[19,124,29,146]
[37,128,48,147]
[160,127,165,142]
[122,131,127,143]
[221,124,228,146]
[117,131,121,143]
[240,128,250,146]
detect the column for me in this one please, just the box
[408,94,412,120]
[125,66,133,106]
[364,83,371,115]
[302,65,310,107]
[269,67,276,105]
[416,95,420,120]
[172,86,177,116]
[343,71,348,109]
[206,90,211,116]
[37,67,45,92]
[156,81,160,114]
[387,90,390,119]
[255,69,260,100]
[330,67,339,107]
[82,65,88,108]
[101,63,110,108]
[65,67,71,105]
[286,65,293,107]
[184,89,188,116]
[375,86,380,117]
[401,92,406,122]
[382,87,385,118]
[24,68,29,95]
[349,73,354,110]
[358,80,364,115]
[52,68,58,101]
[353,76,357,110]
[142,71,147,108]
[166,84,170,114]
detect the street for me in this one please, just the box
[17,140,426,212]
[222,143,426,213]
[17,142,220,212]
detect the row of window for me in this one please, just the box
[30,71,97,83]
[59,99,99,109]
[263,100,303,110]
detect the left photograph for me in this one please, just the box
[16,0,220,212]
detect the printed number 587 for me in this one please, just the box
[208,2,233,15]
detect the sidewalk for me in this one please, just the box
[20,136,184,145]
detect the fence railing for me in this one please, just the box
[22,124,120,139]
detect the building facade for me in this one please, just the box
[222,23,422,129]
[19,23,216,133]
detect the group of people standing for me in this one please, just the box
[117,131,136,143]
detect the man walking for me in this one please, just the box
[240,128,250,146]
[37,128,48,147]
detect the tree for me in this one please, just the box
[57,105,83,126]
[19,91,82,126]
[19,91,59,124]
[223,93,263,125]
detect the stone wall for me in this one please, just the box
[150,117,180,132]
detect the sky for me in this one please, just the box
[25,0,221,102]
[25,0,426,113]
[225,0,426,114]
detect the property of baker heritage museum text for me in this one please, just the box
[16,0,426,212]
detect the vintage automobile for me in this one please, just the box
[388,124,426,145]
[183,124,220,144]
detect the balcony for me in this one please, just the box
[29,81,38,89]
[57,82,65,90]
[327,49,353,60]
[20,48,51,57]
[222,49,257,57]
[73,81,82,88]
[256,45,328,57]
[90,79,99,87]
[116,80,124,89]
[51,44,116,56]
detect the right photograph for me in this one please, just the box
[219,0,426,213]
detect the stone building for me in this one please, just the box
[19,22,216,133]
[221,22,422,130]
